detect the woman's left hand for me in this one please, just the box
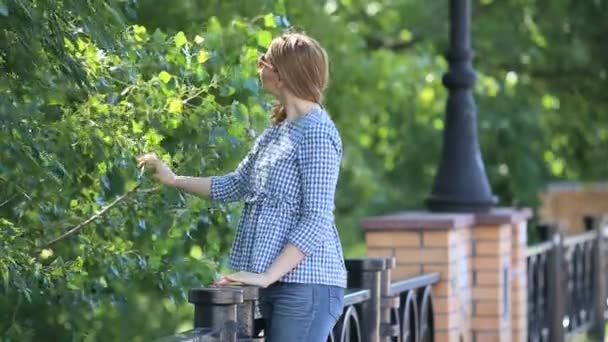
[213,271,273,288]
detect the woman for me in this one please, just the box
[137,32,346,341]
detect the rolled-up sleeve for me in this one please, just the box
[210,171,247,202]
[287,124,341,256]
[210,132,266,202]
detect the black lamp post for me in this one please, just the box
[426,0,497,212]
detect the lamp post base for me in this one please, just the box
[426,194,497,213]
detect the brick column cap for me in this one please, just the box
[361,211,475,231]
[474,207,532,225]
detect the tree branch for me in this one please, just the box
[0,195,16,208]
[0,176,32,201]
[39,185,160,250]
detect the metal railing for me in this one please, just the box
[159,256,439,342]
[526,216,608,342]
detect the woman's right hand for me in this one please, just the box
[136,153,177,186]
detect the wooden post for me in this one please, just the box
[379,257,400,341]
[188,287,243,342]
[236,286,259,338]
[346,257,387,342]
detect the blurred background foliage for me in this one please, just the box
[1,0,607,340]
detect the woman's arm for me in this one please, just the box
[287,124,341,256]
[264,243,306,282]
[213,243,305,288]
[138,131,267,201]
[172,176,212,197]
[136,153,213,197]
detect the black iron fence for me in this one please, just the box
[159,256,439,342]
[526,215,608,342]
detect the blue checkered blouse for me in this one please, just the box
[210,106,347,288]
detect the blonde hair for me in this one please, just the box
[266,32,329,124]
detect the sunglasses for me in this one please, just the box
[257,54,276,72]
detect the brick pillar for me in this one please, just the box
[511,220,528,342]
[475,209,531,342]
[362,212,475,342]
[469,223,511,341]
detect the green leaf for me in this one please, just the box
[189,245,203,260]
[228,123,245,137]
[133,25,147,42]
[399,29,413,42]
[174,31,188,48]
[40,249,54,259]
[143,129,164,147]
[158,71,172,83]
[168,99,183,114]
[263,13,277,28]
[207,17,222,33]
[196,50,210,64]
[256,30,273,48]
[67,275,82,290]
[219,85,236,97]
[168,228,181,238]
[132,120,144,134]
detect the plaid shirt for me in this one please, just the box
[210,106,347,288]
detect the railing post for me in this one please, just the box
[379,257,399,341]
[585,215,607,341]
[236,286,259,338]
[188,287,243,342]
[547,224,566,342]
[346,257,388,342]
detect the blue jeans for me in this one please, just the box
[258,282,344,342]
